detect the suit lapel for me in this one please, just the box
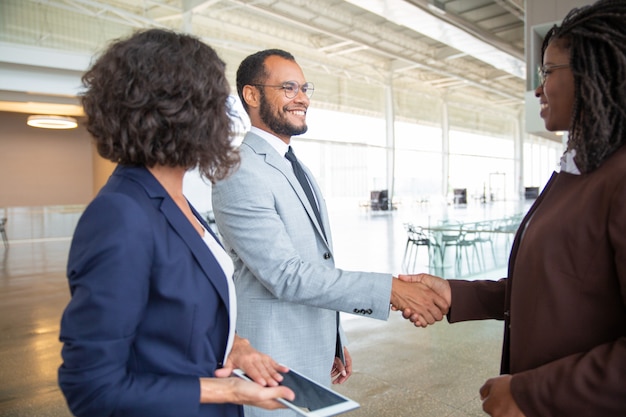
[244,133,330,244]
[508,171,558,269]
[162,198,230,305]
[121,166,231,309]
[501,170,558,372]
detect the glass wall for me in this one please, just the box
[393,122,443,203]
[448,130,516,203]
[524,134,564,190]
[295,107,521,207]
[184,100,566,214]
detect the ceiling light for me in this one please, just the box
[27,115,78,129]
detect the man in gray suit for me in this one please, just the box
[212,49,448,416]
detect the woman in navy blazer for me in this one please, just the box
[58,29,294,417]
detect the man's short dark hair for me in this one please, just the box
[236,49,295,113]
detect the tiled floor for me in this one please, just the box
[0,199,530,417]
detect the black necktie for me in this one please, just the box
[286,147,337,361]
[285,146,326,239]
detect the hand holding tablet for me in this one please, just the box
[233,368,359,416]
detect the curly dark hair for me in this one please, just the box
[236,49,295,113]
[542,0,626,173]
[81,28,239,183]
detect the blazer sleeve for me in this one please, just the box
[511,339,626,416]
[447,278,507,322]
[211,156,392,320]
[58,194,201,417]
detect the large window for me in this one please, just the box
[449,130,515,202]
[394,122,443,203]
[184,100,565,212]
[524,134,564,191]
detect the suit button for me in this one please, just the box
[323,252,331,259]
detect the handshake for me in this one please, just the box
[389,274,452,327]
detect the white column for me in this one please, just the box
[385,76,396,203]
[514,110,524,200]
[441,98,450,198]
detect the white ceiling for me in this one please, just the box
[0,0,528,134]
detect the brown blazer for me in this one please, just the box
[448,146,626,416]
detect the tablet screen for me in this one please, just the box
[233,368,359,416]
[280,369,345,410]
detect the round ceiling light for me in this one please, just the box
[27,115,78,129]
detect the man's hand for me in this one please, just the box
[398,274,451,305]
[217,335,287,387]
[395,274,451,327]
[390,277,449,327]
[480,375,526,417]
[331,347,352,384]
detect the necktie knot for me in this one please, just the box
[285,146,298,163]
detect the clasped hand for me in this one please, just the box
[390,273,452,327]
[208,335,295,409]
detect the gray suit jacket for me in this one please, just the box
[212,133,392,415]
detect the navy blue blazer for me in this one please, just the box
[59,165,242,417]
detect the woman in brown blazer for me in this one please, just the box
[401,1,626,416]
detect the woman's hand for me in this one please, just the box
[396,274,451,326]
[199,377,294,409]
[480,375,526,417]
[217,335,288,387]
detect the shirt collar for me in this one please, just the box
[250,126,289,157]
[560,148,581,175]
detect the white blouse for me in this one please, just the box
[560,149,581,175]
[200,224,237,363]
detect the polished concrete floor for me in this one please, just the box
[0,199,530,417]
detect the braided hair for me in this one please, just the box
[542,0,626,173]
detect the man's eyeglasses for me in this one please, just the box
[537,64,570,86]
[250,81,315,99]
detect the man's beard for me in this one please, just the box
[259,91,308,137]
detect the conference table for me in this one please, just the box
[404,214,523,274]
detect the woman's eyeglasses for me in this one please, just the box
[537,64,570,86]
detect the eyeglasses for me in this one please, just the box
[250,80,314,99]
[537,64,570,86]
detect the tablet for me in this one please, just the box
[233,368,360,417]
